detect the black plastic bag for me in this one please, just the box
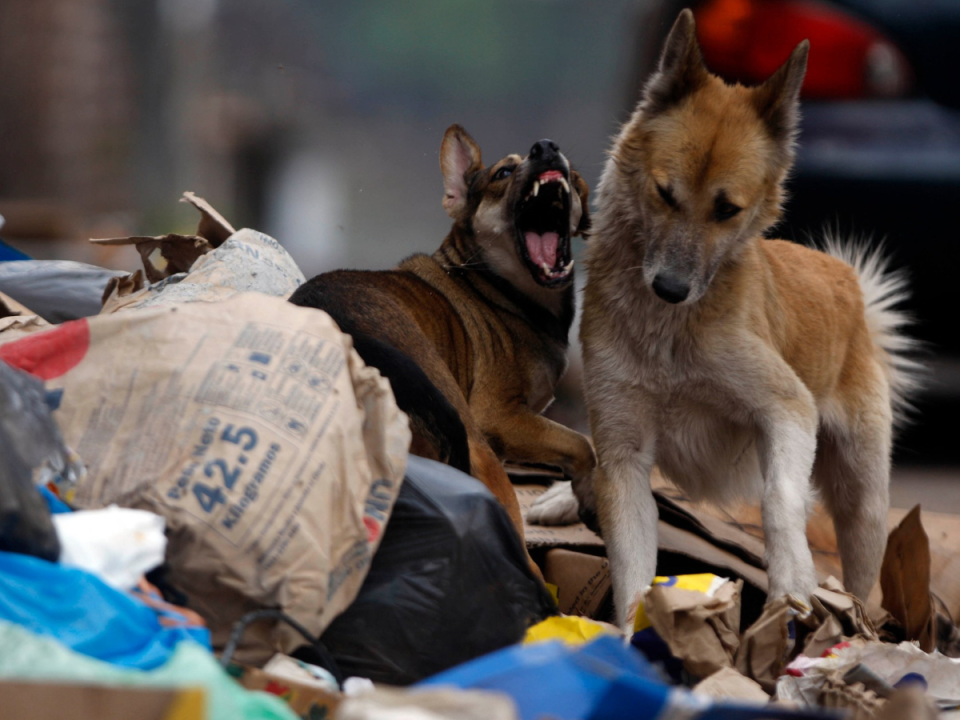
[314,455,555,685]
[0,360,64,561]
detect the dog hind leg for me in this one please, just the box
[814,391,892,601]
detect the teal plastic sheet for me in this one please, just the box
[0,620,296,720]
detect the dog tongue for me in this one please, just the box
[525,231,559,268]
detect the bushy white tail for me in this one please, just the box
[821,232,923,426]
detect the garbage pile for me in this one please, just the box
[0,194,958,719]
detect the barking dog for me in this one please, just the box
[290,125,596,570]
[529,10,920,627]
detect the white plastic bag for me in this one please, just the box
[53,506,166,590]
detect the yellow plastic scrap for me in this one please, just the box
[524,615,616,647]
[633,574,730,633]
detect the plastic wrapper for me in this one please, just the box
[52,506,167,590]
[0,260,126,322]
[317,455,555,685]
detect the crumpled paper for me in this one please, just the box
[643,578,742,679]
[736,577,878,693]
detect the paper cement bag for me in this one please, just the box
[0,293,410,662]
[99,229,306,314]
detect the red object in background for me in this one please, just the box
[695,0,912,99]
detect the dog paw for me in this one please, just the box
[527,481,580,526]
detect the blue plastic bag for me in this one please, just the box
[0,550,209,670]
[0,237,29,262]
[420,635,842,720]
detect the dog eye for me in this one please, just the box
[493,166,514,181]
[714,201,742,221]
[656,184,677,208]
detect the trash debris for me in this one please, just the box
[52,506,167,591]
[96,194,304,313]
[0,293,410,662]
[0,259,127,322]
[420,635,839,720]
[0,359,75,562]
[337,686,520,720]
[0,682,206,720]
[318,455,554,686]
[261,653,339,693]
[518,480,770,624]
[524,615,618,647]
[0,619,296,720]
[880,505,937,652]
[542,548,611,619]
[92,192,234,284]
[635,574,742,680]
[693,667,769,702]
[229,661,341,720]
[777,640,960,716]
[0,550,210,669]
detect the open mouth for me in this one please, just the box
[515,169,574,286]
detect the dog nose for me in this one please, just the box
[652,274,690,304]
[529,139,559,161]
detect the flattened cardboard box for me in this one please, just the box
[517,484,768,594]
[0,681,204,720]
[544,549,611,618]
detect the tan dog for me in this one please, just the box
[529,10,920,628]
[291,126,596,573]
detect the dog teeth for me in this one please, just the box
[539,259,575,279]
[532,181,540,197]
[559,178,569,194]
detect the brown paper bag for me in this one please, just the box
[644,580,742,679]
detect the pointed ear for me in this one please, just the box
[642,9,709,115]
[570,170,591,238]
[753,40,809,149]
[440,124,482,219]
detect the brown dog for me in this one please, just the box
[530,10,920,626]
[289,125,597,561]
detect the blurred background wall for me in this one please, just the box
[1,0,958,473]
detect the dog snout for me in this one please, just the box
[529,139,560,162]
[652,273,690,304]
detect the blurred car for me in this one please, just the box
[630,0,960,465]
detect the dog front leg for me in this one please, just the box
[756,412,819,601]
[486,412,597,527]
[486,412,597,487]
[594,442,659,632]
[712,344,820,602]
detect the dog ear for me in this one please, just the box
[571,169,591,238]
[440,124,483,219]
[753,40,809,151]
[642,9,709,116]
